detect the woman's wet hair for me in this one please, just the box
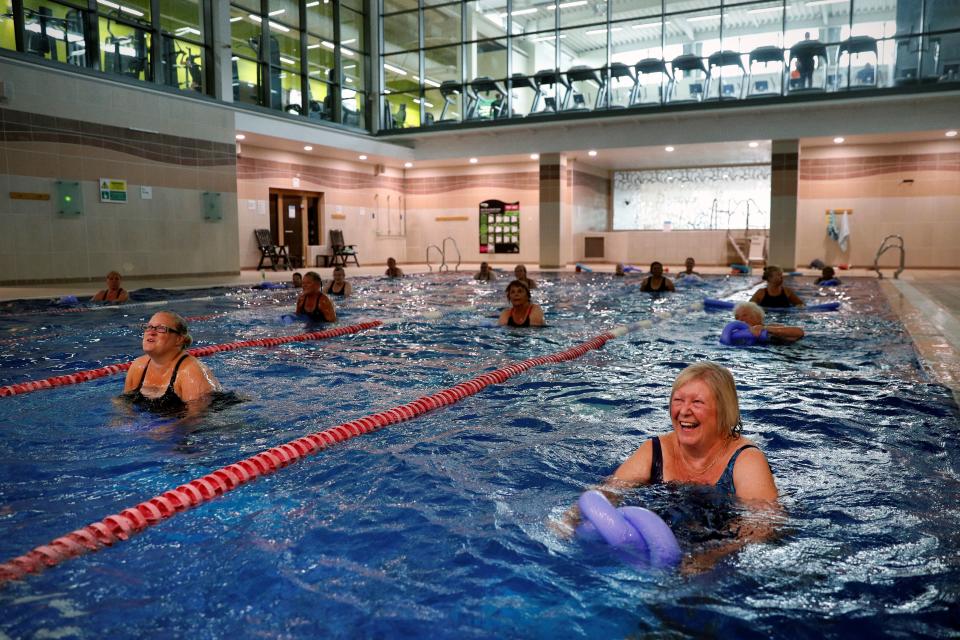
[107,270,121,279]
[734,301,765,323]
[304,271,322,287]
[160,311,193,348]
[671,362,741,438]
[333,266,345,275]
[650,261,663,269]
[822,266,835,278]
[505,279,531,299]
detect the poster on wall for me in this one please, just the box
[479,200,520,254]
[99,178,127,203]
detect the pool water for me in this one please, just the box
[0,274,957,638]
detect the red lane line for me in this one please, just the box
[0,321,383,398]
[0,331,616,584]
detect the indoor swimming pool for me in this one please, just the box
[0,273,957,638]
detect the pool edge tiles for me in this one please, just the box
[880,279,960,406]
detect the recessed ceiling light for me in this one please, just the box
[469,157,478,164]
[530,153,539,160]
[303,145,313,151]
[664,145,675,152]
[235,134,245,140]
[748,141,759,148]
[833,136,845,144]
[588,150,598,157]
[404,162,413,168]
[946,130,958,138]
[358,154,368,160]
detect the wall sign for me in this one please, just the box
[99,178,127,203]
[479,200,519,254]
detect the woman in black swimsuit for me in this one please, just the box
[123,311,220,412]
[640,261,675,292]
[323,266,352,298]
[750,265,804,308]
[92,271,129,303]
[497,280,545,327]
[296,272,337,322]
[608,362,777,501]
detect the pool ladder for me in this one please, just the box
[873,235,905,279]
[426,237,461,272]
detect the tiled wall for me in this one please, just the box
[796,141,960,269]
[0,60,238,284]
[236,149,406,269]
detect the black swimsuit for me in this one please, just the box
[297,294,330,321]
[98,288,125,302]
[757,288,792,308]
[641,278,670,293]
[649,436,759,495]
[126,354,189,412]
[325,282,347,297]
[507,305,532,327]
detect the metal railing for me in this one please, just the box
[425,237,462,272]
[873,234,905,279]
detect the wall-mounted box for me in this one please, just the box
[55,181,83,216]
[202,192,222,221]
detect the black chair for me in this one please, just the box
[329,229,359,267]
[254,228,291,270]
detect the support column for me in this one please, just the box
[769,140,799,270]
[539,153,566,268]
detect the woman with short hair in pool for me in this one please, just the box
[614,263,626,277]
[640,261,675,292]
[609,362,777,502]
[513,264,537,290]
[475,261,494,281]
[91,271,129,303]
[498,280,545,327]
[734,301,805,344]
[123,311,220,412]
[385,257,404,278]
[324,266,352,297]
[751,265,803,308]
[296,272,337,322]
[815,266,841,285]
[291,272,303,289]
[676,257,701,280]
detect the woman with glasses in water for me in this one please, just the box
[123,311,220,413]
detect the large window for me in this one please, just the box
[229,0,368,127]
[613,166,771,231]
[381,0,960,130]
[3,0,209,94]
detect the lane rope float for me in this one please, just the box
[0,328,625,584]
[0,321,383,398]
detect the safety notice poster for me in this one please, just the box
[479,200,519,254]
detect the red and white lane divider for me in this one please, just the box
[0,321,383,398]
[0,330,617,584]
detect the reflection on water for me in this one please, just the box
[0,273,957,638]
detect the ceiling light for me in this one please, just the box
[805,0,847,6]
[235,134,245,140]
[747,5,782,13]
[304,145,313,151]
[469,158,479,164]
[946,130,958,137]
[404,162,413,168]
[665,145,675,152]
[359,155,368,160]
[268,8,285,15]
[384,63,407,75]
[306,1,320,6]
[230,16,243,22]
[530,153,539,160]
[688,14,721,21]
[833,136,845,144]
[269,21,290,32]
[588,150,597,156]
[749,141,759,148]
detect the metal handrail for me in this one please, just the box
[425,237,462,272]
[873,234,905,279]
[425,244,442,271]
[442,237,461,272]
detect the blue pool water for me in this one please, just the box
[0,274,958,638]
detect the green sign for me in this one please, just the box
[479,200,520,254]
[99,178,128,203]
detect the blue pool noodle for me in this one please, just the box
[575,490,681,569]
